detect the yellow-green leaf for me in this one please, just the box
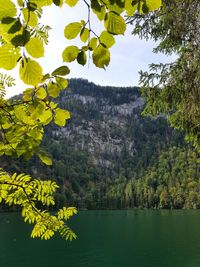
[56,77,68,89]
[19,58,43,86]
[80,28,90,43]
[125,0,137,16]
[35,87,47,100]
[104,11,126,35]
[48,82,60,98]
[65,0,79,6]
[38,151,52,165]
[0,44,21,70]
[54,108,70,126]
[89,37,98,50]
[0,0,16,20]
[22,8,38,27]
[64,22,82,40]
[62,46,79,62]
[52,66,70,76]
[92,44,110,68]
[25,37,44,58]
[146,0,162,12]
[100,31,115,48]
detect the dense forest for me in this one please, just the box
[1,79,199,210]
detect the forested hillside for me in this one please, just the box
[2,79,199,209]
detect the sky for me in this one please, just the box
[5,2,175,97]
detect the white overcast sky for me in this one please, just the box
[6,2,175,97]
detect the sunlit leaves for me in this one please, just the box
[100,31,115,48]
[22,8,38,27]
[104,12,126,35]
[62,45,79,62]
[64,22,82,39]
[25,37,44,58]
[0,0,16,20]
[0,44,20,70]
[0,169,77,240]
[125,0,137,16]
[19,58,43,85]
[92,44,110,68]
[35,86,47,99]
[54,108,70,126]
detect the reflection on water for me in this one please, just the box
[0,210,200,267]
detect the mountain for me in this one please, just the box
[1,79,200,209]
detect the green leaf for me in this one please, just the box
[0,18,23,43]
[62,45,79,62]
[52,66,70,76]
[125,0,137,16]
[38,151,52,165]
[104,11,126,35]
[48,82,60,98]
[91,0,106,21]
[54,108,70,126]
[56,77,68,89]
[22,8,38,27]
[100,31,115,48]
[0,44,21,70]
[146,0,162,12]
[65,0,79,6]
[53,0,63,6]
[89,37,98,50]
[35,87,47,100]
[31,0,53,7]
[92,44,110,68]
[0,0,16,20]
[64,22,82,40]
[25,37,44,58]
[80,28,90,43]
[11,30,30,47]
[19,58,43,86]
[77,51,86,66]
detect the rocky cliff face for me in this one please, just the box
[53,79,146,167]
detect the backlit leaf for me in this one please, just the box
[104,11,126,35]
[52,66,70,76]
[22,8,38,27]
[65,0,79,6]
[54,108,70,126]
[0,44,20,70]
[35,87,47,99]
[19,58,43,86]
[100,31,115,48]
[92,44,110,68]
[62,45,79,62]
[25,37,44,58]
[64,22,82,39]
[80,28,90,43]
[0,0,16,20]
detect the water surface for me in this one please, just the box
[0,210,200,267]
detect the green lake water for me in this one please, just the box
[0,210,200,267]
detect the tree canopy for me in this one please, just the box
[0,0,162,240]
[128,0,200,152]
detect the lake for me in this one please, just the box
[0,210,200,267]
